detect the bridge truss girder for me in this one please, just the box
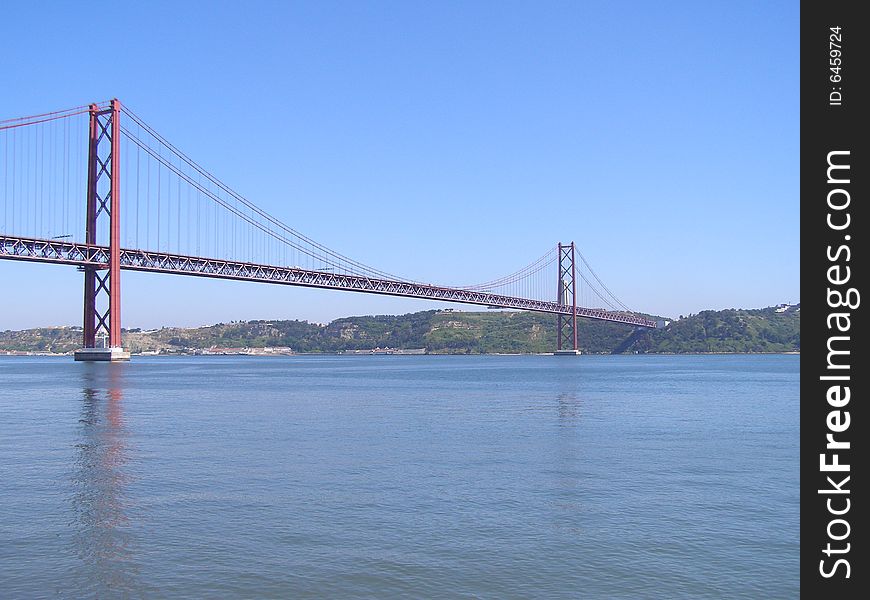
[0,235,659,330]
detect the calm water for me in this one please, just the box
[0,354,799,598]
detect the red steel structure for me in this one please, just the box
[82,100,122,348]
[556,242,579,352]
[0,99,660,359]
[0,234,658,330]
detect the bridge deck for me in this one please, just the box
[0,235,658,328]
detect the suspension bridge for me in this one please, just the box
[0,99,659,360]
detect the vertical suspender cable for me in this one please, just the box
[176,156,181,253]
[60,118,65,237]
[184,169,191,254]
[3,128,8,230]
[136,124,140,249]
[38,122,42,237]
[157,146,161,250]
[146,147,151,249]
[31,125,36,236]
[13,128,17,234]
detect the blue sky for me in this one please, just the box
[1,1,798,329]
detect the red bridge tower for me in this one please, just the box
[74,100,129,361]
[555,242,580,356]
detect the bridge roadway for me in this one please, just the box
[0,235,659,329]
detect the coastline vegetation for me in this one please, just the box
[0,306,799,355]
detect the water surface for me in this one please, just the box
[0,354,799,598]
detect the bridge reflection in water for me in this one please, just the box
[70,364,141,596]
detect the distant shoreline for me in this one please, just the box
[0,306,800,356]
[1,351,801,358]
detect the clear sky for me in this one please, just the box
[0,0,798,329]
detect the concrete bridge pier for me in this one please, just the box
[74,347,131,361]
[554,349,581,356]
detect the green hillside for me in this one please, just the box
[0,305,799,355]
[622,307,800,354]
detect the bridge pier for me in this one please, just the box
[73,100,129,362]
[554,349,581,356]
[74,347,131,361]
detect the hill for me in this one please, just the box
[619,306,800,353]
[0,305,799,355]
